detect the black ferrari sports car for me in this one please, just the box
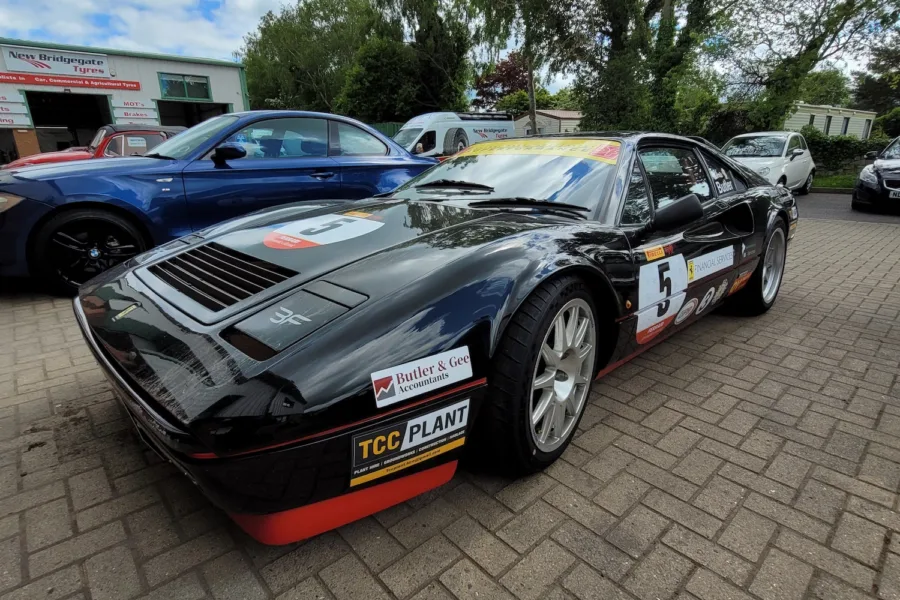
[74,133,798,544]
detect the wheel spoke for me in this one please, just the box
[551,401,566,435]
[52,232,87,253]
[553,313,567,352]
[534,369,556,389]
[575,342,593,361]
[565,390,580,417]
[564,307,578,349]
[532,390,553,426]
[573,317,589,349]
[541,343,561,368]
[539,405,555,443]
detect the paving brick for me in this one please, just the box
[440,558,514,600]
[765,453,812,488]
[657,427,703,457]
[381,535,459,599]
[719,410,759,436]
[615,435,678,469]
[582,445,634,483]
[261,531,348,593]
[879,553,900,600]
[143,529,233,587]
[749,549,813,600]
[741,430,783,460]
[274,577,331,600]
[627,459,698,501]
[495,474,556,511]
[501,540,574,600]
[0,481,64,519]
[831,513,887,567]
[663,525,751,586]
[685,568,754,600]
[0,565,82,600]
[76,488,160,531]
[562,562,633,600]
[812,574,874,600]
[409,583,454,600]
[24,497,71,551]
[595,472,649,516]
[846,495,900,532]
[125,504,179,558]
[0,517,15,542]
[320,553,390,600]
[138,573,205,600]
[551,520,633,581]
[826,429,869,463]
[782,440,858,476]
[543,484,615,533]
[68,467,112,510]
[606,505,669,559]
[775,529,876,590]
[794,479,846,524]
[681,417,743,447]
[444,515,517,577]
[813,466,896,507]
[692,476,744,520]
[718,508,777,562]
[673,450,722,486]
[337,516,405,572]
[860,453,900,491]
[389,497,459,549]
[85,546,141,600]
[623,543,693,600]
[699,439,767,473]
[642,406,683,433]
[497,500,564,553]
[717,463,794,504]
[29,520,125,577]
[643,488,722,538]
[0,537,19,593]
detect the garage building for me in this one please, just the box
[0,38,248,164]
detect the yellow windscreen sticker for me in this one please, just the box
[456,139,621,164]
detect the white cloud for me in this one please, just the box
[0,0,282,60]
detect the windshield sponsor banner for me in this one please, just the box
[351,399,470,486]
[457,138,621,164]
[0,72,140,90]
[3,45,109,77]
[371,347,472,408]
[687,246,735,282]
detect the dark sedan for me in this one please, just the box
[854,137,900,211]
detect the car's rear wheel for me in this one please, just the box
[31,208,147,294]
[798,171,814,195]
[476,275,598,475]
[728,217,787,315]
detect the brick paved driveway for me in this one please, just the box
[1,216,899,600]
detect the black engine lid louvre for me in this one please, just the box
[148,243,297,312]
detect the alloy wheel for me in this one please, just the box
[528,298,596,453]
[48,219,141,287]
[762,228,786,304]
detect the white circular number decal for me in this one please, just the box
[696,287,716,315]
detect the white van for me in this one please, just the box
[393,112,515,158]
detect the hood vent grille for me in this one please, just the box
[149,243,297,311]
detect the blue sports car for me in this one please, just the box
[0,111,436,291]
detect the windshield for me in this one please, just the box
[391,138,621,214]
[393,128,422,149]
[881,138,900,160]
[722,136,786,158]
[88,129,106,152]
[146,115,240,159]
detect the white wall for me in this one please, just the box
[514,114,560,137]
[786,104,877,139]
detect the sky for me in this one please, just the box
[0,0,574,93]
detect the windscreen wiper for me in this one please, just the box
[468,197,590,219]
[144,152,177,160]
[414,179,494,191]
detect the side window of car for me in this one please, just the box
[787,136,801,152]
[121,134,165,156]
[620,162,652,225]
[104,136,123,157]
[798,135,808,150]
[420,130,437,153]
[225,118,328,159]
[638,147,712,208]
[334,122,388,156]
[700,152,747,196]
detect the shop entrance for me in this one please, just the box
[25,91,112,152]
[157,101,229,127]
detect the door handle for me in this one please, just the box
[311,171,335,180]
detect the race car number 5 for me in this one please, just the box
[636,255,688,344]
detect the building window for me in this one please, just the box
[824,115,833,135]
[841,117,850,135]
[159,73,212,100]
[863,119,872,139]
[808,114,815,127]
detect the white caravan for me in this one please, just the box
[393,112,515,158]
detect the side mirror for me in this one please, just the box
[213,143,247,164]
[653,193,704,232]
[865,150,879,160]
[789,148,804,160]
[414,142,424,155]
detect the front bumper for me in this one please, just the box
[73,298,487,543]
[853,181,898,207]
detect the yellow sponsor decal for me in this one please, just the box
[687,261,695,280]
[112,304,138,322]
[350,437,465,487]
[343,210,372,218]
[456,138,621,164]
[644,246,666,261]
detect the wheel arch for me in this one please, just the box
[26,201,156,272]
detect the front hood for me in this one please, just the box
[732,157,781,171]
[874,158,900,176]
[6,155,171,181]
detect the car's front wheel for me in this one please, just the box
[728,217,787,315]
[477,275,598,475]
[31,208,147,294]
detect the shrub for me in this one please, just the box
[875,107,900,138]
[798,125,891,171]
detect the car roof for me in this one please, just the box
[103,124,187,134]
[732,131,793,138]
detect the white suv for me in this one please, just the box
[722,132,815,194]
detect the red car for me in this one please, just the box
[2,124,186,169]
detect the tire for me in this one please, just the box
[728,217,787,316]
[442,128,469,155]
[776,176,787,188]
[475,275,599,475]
[31,208,148,295]
[798,171,814,195]
[851,195,865,212]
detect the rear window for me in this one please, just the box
[392,138,621,213]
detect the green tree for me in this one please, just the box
[798,68,851,106]
[875,107,900,137]
[852,36,900,115]
[242,0,395,111]
[337,38,420,122]
[550,87,582,110]
[495,87,555,114]
[472,51,530,110]
[410,2,471,112]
